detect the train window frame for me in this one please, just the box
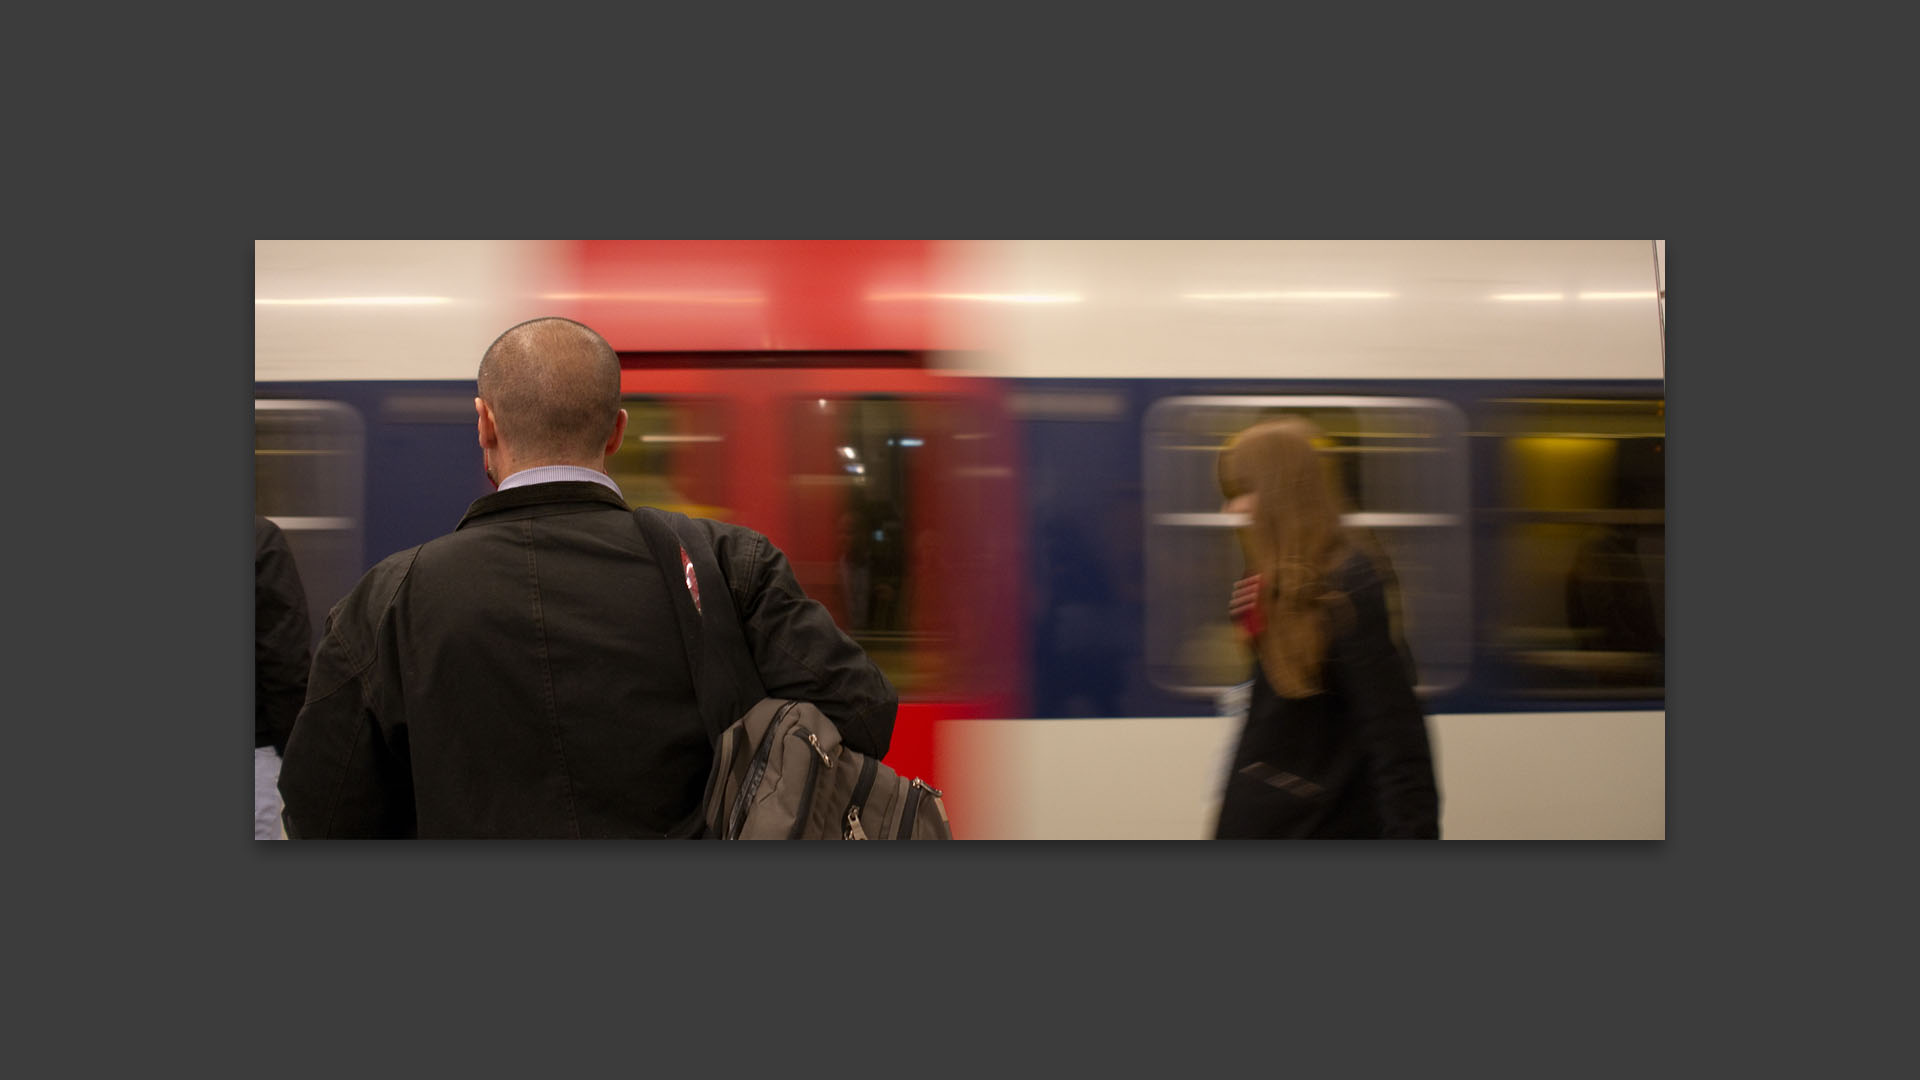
[609,394,735,519]
[1478,395,1665,702]
[1141,395,1472,701]
[253,398,367,648]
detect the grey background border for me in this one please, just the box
[38,31,1809,1068]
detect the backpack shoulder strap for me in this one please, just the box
[632,506,767,745]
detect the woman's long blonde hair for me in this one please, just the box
[1217,418,1354,698]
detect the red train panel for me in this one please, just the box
[553,240,942,353]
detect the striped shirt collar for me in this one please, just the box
[496,465,624,498]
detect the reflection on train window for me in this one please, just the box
[1484,398,1664,699]
[254,399,365,647]
[1142,397,1471,699]
[609,397,731,519]
[786,397,998,699]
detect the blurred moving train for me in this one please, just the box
[255,240,1666,840]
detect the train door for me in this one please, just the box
[617,363,1024,830]
[775,370,1024,817]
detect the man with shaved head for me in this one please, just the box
[278,318,896,837]
[474,318,625,482]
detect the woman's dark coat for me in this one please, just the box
[1214,550,1441,839]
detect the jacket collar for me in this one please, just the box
[456,481,632,529]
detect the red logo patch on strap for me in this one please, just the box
[679,545,702,614]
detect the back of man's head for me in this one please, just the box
[477,318,622,464]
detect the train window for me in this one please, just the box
[1481,398,1664,700]
[1142,397,1471,699]
[609,397,732,519]
[785,396,1002,700]
[254,399,366,647]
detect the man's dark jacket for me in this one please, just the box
[256,516,311,755]
[278,482,897,838]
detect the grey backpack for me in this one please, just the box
[702,698,952,840]
[633,507,952,840]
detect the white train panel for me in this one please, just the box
[932,239,1663,381]
[254,239,571,382]
[940,711,1666,840]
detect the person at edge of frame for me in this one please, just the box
[255,515,311,839]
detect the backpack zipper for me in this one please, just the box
[843,756,879,840]
[726,702,796,839]
[786,727,832,839]
[894,778,944,840]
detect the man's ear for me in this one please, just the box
[476,397,500,449]
[603,408,628,457]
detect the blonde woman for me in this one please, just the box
[1214,419,1440,839]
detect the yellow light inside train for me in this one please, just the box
[254,296,458,306]
[1506,437,1614,510]
[1491,293,1566,301]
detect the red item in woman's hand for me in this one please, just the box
[1233,574,1264,636]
